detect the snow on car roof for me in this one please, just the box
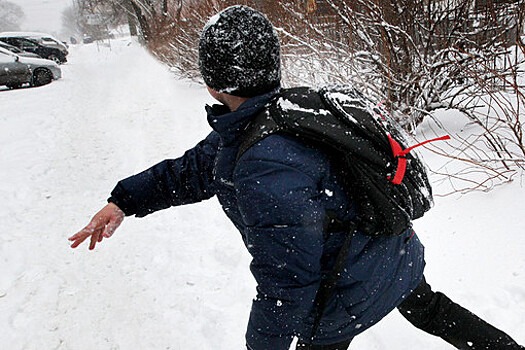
[0,31,58,38]
[0,32,64,44]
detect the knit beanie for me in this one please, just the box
[199,5,281,97]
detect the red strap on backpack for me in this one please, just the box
[387,134,451,185]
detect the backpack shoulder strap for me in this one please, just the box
[237,87,324,161]
[236,109,282,161]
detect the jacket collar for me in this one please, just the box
[206,89,278,145]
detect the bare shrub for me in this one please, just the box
[84,0,525,193]
[0,0,25,31]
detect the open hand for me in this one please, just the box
[69,202,125,250]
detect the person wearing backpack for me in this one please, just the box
[69,5,523,350]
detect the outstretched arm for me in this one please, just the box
[69,202,125,250]
[107,132,220,217]
[69,132,220,250]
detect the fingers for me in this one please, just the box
[68,226,96,249]
[68,214,104,249]
[69,224,106,250]
[89,229,101,250]
[102,215,124,238]
[103,222,117,238]
[69,203,125,250]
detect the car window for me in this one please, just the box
[20,39,38,49]
[8,38,21,46]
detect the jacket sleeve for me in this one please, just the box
[235,135,328,350]
[108,132,220,217]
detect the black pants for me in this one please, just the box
[398,277,523,350]
[296,277,523,350]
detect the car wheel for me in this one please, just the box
[6,83,23,89]
[32,68,53,87]
[48,55,62,64]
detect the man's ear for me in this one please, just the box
[206,86,222,102]
[206,85,249,111]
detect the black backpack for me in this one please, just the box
[237,85,450,341]
[238,85,449,237]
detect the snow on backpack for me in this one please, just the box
[238,85,449,237]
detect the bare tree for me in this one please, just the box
[62,4,83,39]
[0,0,25,31]
[271,0,525,193]
[71,0,139,41]
[79,0,525,193]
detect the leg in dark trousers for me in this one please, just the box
[398,276,523,349]
[295,339,351,350]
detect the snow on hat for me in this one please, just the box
[199,5,281,97]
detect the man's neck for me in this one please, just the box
[222,94,250,112]
[207,86,250,112]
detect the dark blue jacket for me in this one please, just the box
[109,91,425,349]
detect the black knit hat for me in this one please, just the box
[199,5,281,97]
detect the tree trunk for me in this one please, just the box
[123,0,138,36]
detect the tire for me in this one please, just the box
[32,69,53,87]
[6,83,22,89]
[48,55,62,64]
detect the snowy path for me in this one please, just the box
[0,38,523,349]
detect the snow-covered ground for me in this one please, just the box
[0,38,523,349]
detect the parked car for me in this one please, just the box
[0,37,67,64]
[0,32,68,55]
[82,34,94,44]
[0,47,62,89]
[0,49,31,89]
[0,41,42,58]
